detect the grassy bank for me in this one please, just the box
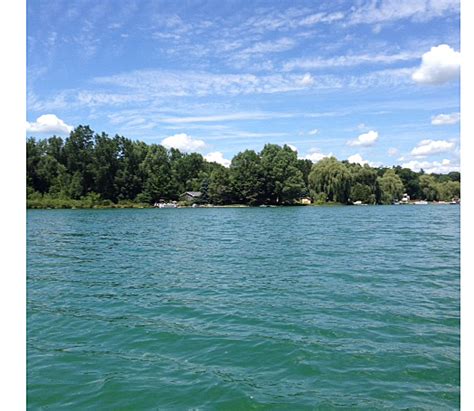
[27,193,151,209]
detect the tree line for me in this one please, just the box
[27,125,460,208]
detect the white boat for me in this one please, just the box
[414,200,428,205]
[158,203,177,208]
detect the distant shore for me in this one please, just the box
[27,200,459,210]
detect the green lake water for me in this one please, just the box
[27,206,460,410]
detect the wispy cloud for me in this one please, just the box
[159,112,291,124]
[348,0,459,25]
[431,112,460,125]
[283,50,420,71]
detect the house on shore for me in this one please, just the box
[180,191,202,203]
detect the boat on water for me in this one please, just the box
[154,202,178,208]
[414,200,428,205]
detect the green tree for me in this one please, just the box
[171,151,205,194]
[260,144,305,204]
[437,180,460,201]
[114,137,147,201]
[138,144,174,203]
[308,157,352,203]
[419,174,439,201]
[208,166,234,204]
[394,166,421,199]
[296,158,313,195]
[63,125,95,196]
[378,169,404,204]
[91,133,120,201]
[230,150,265,205]
[349,163,379,203]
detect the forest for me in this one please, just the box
[27,125,461,208]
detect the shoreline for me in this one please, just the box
[27,201,459,210]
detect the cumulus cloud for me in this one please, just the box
[348,153,369,165]
[302,148,332,163]
[204,151,231,167]
[347,130,379,147]
[348,153,380,167]
[412,44,460,85]
[410,139,456,157]
[431,112,460,125]
[26,114,73,135]
[161,133,206,151]
[401,159,458,174]
[286,144,298,152]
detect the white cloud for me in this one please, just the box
[348,153,381,167]
[161,133,206,151]
[412,44,460,85]
[204,151,231,167]
[286,144,298,152]
[308,128,319,135]
[348,153,369,165]
[299,11,345,26]
[239,37,295,55]
[401,159,459,174]
[349,0,459,25]
[283,51,419,71]
[431,112,460,125]
[297,73,314,86]
[160,112,291,124]
[410,139,456,157]
[347,130,379,147]
[26,114,73,135]
[302,148,333,163]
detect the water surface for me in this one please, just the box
[27,206,460,409]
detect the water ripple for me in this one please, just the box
[28,206,460,409]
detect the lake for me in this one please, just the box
[27,206,460,409]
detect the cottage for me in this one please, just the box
[300,197,312,205]
[180,191,202,202]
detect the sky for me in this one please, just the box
[26,0,460,173]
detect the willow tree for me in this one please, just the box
[378,169,404,204]
[308,157,352,203]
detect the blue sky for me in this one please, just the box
[26,0,460,172]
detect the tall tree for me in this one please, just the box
[208,166,234,204]
[63,125,95,196]
[308,157,352,203]
[378,169,404,204]
[114,137,147,201]
[91,133,120,201]
[138,144,174,202]
[260,144,305,204]
[230,150,265,205]
[419,174,439,201]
